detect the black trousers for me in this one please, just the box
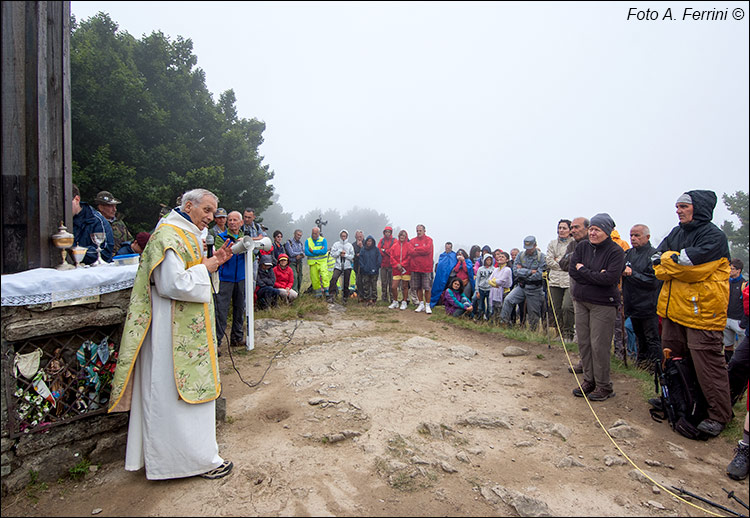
[728,334,749,404]
[328,268,351,299]
[631,315,662,365]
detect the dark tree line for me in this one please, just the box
[70,12,274,233]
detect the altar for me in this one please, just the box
[1,264,137,449]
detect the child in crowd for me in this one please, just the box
[453,250,475,299]
[489,250,513,321]
[473,253,495,320]
[273,253,298,303]
[444,278,473,317]
[256,255,279,309]
[469,245,482,276]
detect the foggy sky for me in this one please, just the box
[71,1,749,260]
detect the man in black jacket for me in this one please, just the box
[653,189,732,437]
[569,213,626,401]
[622,224,662,371]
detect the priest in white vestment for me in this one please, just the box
[109,188,234,480]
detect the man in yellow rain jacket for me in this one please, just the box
[305,227,329,297]
[653,189,732,438]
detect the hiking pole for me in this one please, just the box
[724,488,750,511]
[619,304,627,367]
[671,486,747,517]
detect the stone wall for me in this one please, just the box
[1,289,130,496]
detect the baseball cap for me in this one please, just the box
[523,236,537,250]
[214,208,228,217]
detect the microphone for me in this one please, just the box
[205,234,214,258]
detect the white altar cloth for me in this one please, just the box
[1,264,138,306]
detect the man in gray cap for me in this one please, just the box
[95,190,133,255]
[499,236,547,330]
[208,208,228,240]
[568,213,626,401]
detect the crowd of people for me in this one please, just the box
[94,187,746,484]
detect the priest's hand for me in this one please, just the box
[203,240,233,273]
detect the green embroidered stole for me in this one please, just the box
[109,223,220,412]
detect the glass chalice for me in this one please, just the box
[90,232,106,266]
[71,246,88,268]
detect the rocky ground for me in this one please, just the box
[2,304,747,517]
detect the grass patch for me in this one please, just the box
[723,398,747,444]
[67,458,91,480]
[429,311,557,346]
[25,470,48,503]
[254,295,328,320]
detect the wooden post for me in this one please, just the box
[1,1,71,274]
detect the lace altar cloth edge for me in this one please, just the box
[1,264,138,306]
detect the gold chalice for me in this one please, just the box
[51,223,75,271]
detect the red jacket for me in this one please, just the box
[378,235,396,267]
[409,234,434,273]
[273,263,294,290]
[389,236,412,274]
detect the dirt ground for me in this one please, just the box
[2,304,748,517]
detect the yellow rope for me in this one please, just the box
[544,279,722,517]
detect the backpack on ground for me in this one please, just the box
[649,350,710,441]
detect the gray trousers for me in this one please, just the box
[290,259,303,293]
[574,300,616,392]
[501,286,544,329]
[549,286,574,338]
[724,318,743,348]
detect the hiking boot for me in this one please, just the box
[648,398,663,411]
[415,301,425,312]
[572,380,596,397]
[400,300,408,310]
[199,460,233,479]
[568,361,583,374]
[388,300,399,309]
[425,304,432,314]
[587,387,615,401]
[727,441,749,480]
[697,418,725,437]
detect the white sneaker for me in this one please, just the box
[425,304,432,314]
[415,301,425,312]
[388,300,399,309]
[400,300,408,310]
